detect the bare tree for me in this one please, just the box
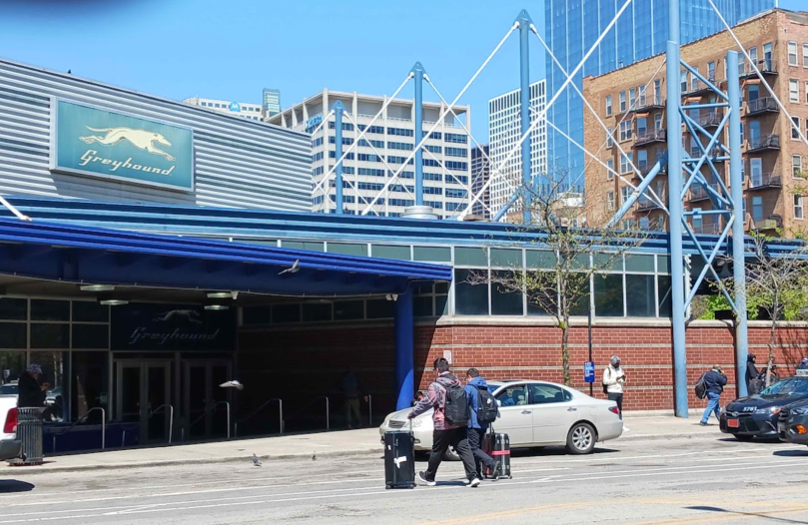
[468,181,647,386]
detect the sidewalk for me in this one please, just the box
[0,415,721,474]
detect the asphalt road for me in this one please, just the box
[1,432,808,524]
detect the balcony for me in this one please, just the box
[746,134,780,153]
[747,172,782,190]
[746,97,779,116]
[687,77,718,97]
[691,222,721,235]
[700,111,723,129]
[630,95,666,113]
[637,193,664,211]
[752,215,782,232]
[689,182,721,202]
[740,60,778,79]
[631,162,666,182]
[635,129,667,146]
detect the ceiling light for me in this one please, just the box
[207,291,235,299]
[99,299,129,306]
[81,284,115,292]
[205,304,230,311]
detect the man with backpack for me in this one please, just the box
[408,357,481,488]
[464,368,500,480]
[700,365,727,426]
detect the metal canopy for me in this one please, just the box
[0,219,451,296]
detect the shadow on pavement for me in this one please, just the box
[0,480,35,493]
[774,449,808,457]
[513,446,620,458]
[687,506,808,525]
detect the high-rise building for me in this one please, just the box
[183,97,264,121]
[545,0,776,186]
[471,145,490,218]
[263,88,281,118]
[268,89,472,218]
[584,8,808,237]
[488,80,548,218]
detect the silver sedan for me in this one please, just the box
[379,380,623,455]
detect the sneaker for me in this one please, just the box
[418,471,436,486]
[469,477,482,488]
[699,421,708,426]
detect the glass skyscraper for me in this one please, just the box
[262,88,281,118]
[545,0,775,189]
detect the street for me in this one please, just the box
[1,430,807,524]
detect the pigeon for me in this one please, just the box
[278,259,300,275]
[252,454,262,467]
[219,380,244,391]
[311,453,317,461]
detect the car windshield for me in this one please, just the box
[760,378,808,396]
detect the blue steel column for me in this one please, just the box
[666,0,688,417]
[412,63,425,207]
[518,10,532,224]
[394,290,414,410]
[727,51,748,398]
[333,101,345,215]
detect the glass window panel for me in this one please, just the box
[569,276,590,317]
[414,297,434,317]
[272,304,301,323]
[625,254,655,273]
[281,241,325,252]
[435,294,448,316]
[0,322,26,348]
[658,255,670,274]
[31,300,70,321]
[625,274,656,317]
[491,270,523,316]
[0,298,27,320]
[72,324,109,349]
[31,323,69,349]
[72,301,109,323]
[657,275,673,318]
[526,250,556,269]
[366,299,394,319]
[302,303,332,322]
[71,351,109,422]
[594,275,624,317]
[327,243,368,256]
[30,350,68,420]
[435,282,449,294]
[454,269,489,315]
[413,283,434,295]
[413,246,451,262]
[593,253,622,272]
[372,245,411,260]
[571,254,590,270]
[242,306,271,326]
[334,301,364,321]
[490,248,521,268]
[0,351,27,387]
[454,247,488,267]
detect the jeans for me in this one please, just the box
[425,428,478,481]
[701,391,721,423]
[344,398,361,429]
[608,393,623,420]
[467,427,496,476]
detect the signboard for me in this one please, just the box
[584,361,596,383]
[228,102,241,112]
[306,115,322,129]
[443,350,453,364]
[51,100,194,192]
[111,304,235,352]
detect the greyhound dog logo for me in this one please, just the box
[153,309,202,325]
[79,126,175,161]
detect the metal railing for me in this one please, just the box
[635,129,666,144]
[700,111,723,127]
[746,97,779,114]
[749,172,782,189]
[689,183,721,201]
[633,95,665,110]
[747,134,780,151]
[234,397,283,438]
[148,404,174,444]
[53,407,105,452]
[189,400,231,439]
[691,222,721,235]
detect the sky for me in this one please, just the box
[0,0,802,144]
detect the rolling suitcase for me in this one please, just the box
[482,428,512,479]
[384,426,415,489]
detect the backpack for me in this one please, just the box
[694,372,708,400]
[443,383,470,426]
[476,387,498,424]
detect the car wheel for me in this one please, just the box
[566,422,596,455]
[444,445,460,461]
[735,434,754,442]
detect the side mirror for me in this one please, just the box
[496,400,502,407]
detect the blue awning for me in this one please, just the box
[0,219,452,296]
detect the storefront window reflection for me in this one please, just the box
[30,351,68,422]
[71,352,108,423]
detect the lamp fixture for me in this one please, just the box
[81,284,115,292]
[207,291,238,299]
[205,304,230,311]
[99,299,129,306]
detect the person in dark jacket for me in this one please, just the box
[464,368,499,480]
[700,365,727,426]
[798,358,808,371]
[17,364,47,408]
[746,354,760,394]
[339,367,366,429]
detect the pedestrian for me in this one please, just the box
[463,368,500,480]
[700,365,727,426]
[17,364,47,409]
[746,354,761,394]
[339,367,366,430]
[798,358,808,371]
[603,355,629,432]
[409,357,481,488]
[763,365,780,386]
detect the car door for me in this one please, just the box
[528,383,578,445]
[493,384,533,445]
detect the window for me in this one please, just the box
[619,120,632,142]
[620,153,633,174]
[620,185,631,204]
[788,42,798,66]
[752,196,763,222]
[629,87,636,108]
[795,155,804,178]
[654,80,661,103]
[638,85,646,106]
[637,149,648,170]
[606,158,614,179]
[804,44,808,68]
[605,95,612,116]
[606,127,614,148]
[387,141,412,151]
[654,113,662,131]
[388,127,413,137]
[636,117,647,137]
[444,133,467,144]
[529,384,570,404]
[793,117,801,140]
[626,274,656,317]
[680,70,687,91]
[445,147,467,158]
[595,275,624,317]
[806,82,808,104]
[496,385,527,406]
[607,191,615,211]
[790,79,800,102]
[795,195,804,220]
[708,61,716,81]
[691,67,699,91]
[619,91,626,112]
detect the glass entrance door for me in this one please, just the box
[183,360,232,440]
[116,360,172,444]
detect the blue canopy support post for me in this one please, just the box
[667,0,688,418]
[394,289,415,410]
[517,10,532,225]
[333,101,345,215]
[412,63,425,207]
[727,50,748,398]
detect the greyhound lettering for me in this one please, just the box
[79,126,175,161]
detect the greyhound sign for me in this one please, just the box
[50,100,193,191]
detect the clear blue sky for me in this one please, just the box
[0,0,801,143]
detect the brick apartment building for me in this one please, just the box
[584,9,808,237]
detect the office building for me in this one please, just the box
[546,0,776,186]
[471,145,491,218]
[488,80,548,219]
[183,96,264,121]
[584,9,808,237]
[263,88,281,118]
[268,89,472,218]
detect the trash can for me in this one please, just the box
[8,407,44,466]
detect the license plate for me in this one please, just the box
[727,419,739,428]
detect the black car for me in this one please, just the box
[720,375,808,441]
[778,397,808,446]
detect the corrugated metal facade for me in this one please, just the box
[0,58,311,211]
